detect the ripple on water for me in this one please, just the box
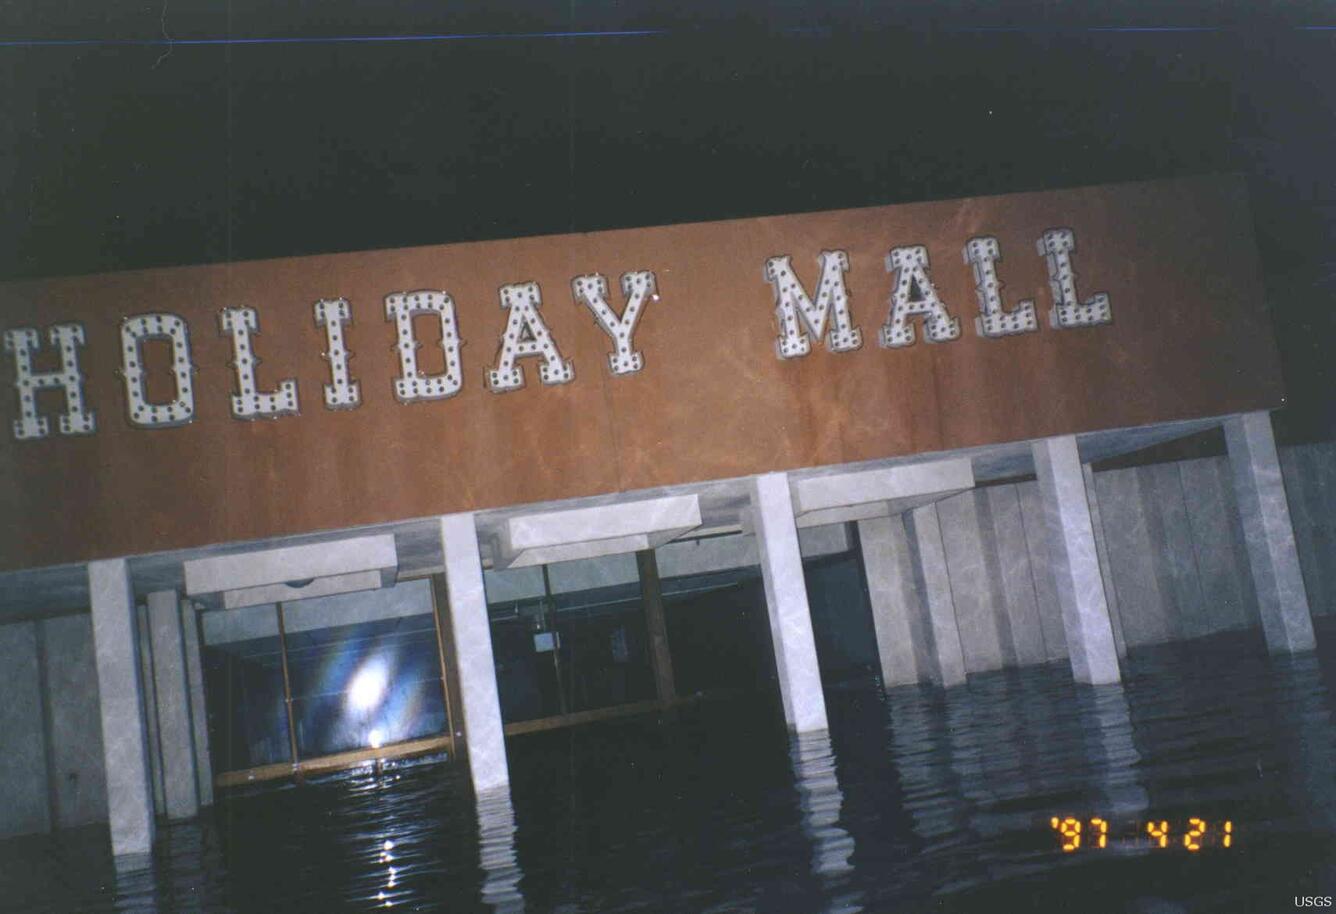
[0,621,1333,913]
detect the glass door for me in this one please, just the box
[200,576,457,786]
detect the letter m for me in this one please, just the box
[764,250,862,359]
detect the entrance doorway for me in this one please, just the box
[199,576,459,787]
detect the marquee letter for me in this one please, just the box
[120,313,195,428]
[3,323,96,440]
[219,307,299,420]
[486,282,574,393]
[572,270,657,375]
[964,236,1038,338]
[384,290,462,402]
[314,298,361,410]
[879,245,960,348]
[763,251,862,359]
[1039,228,1112,328]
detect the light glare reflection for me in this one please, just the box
[349,663,388,711]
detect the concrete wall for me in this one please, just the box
[913,442,1333,681]
[42,613,110,828]
[1280,442,1336,620]
[0,613,107,839]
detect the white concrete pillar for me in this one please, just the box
[903,505,967,687]
[1032,435,1121,685]
[1083,464,1129,659]
[440,513,509,793]
[1224,411,1317,653]
[88,559,155,857]
[146,590,198,820]
[751,473,829,732]
[857,516,927,687]
[179,599,213,807]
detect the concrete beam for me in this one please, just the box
[183,535,397,600]
[796,501,890,529]
[752,473,828,732]
[1225,411,1316,653]
[493,494,701,569]
[792,459,974,520]
[88,559,155,858]
[222,569,383,611]
[1032,435,1121,685]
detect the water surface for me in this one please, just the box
[3,621,1334,913]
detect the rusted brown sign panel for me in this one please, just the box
[0,175,1282,571]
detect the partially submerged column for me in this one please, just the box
[751,473,828,732]
[146,590,199,820]
[179,599,214,807]
[135,605,165,816]
[1032,435,1121,685]
[1082,464,1128,659]
[88,559,155,857]
[440,513,509,793]
[1224,411,1316,653]
[857,515,930,687]
[636,549,677,704]
[903,505,967,687]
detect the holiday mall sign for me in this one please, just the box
[3,228,1111,439]
[0,175,1284,569]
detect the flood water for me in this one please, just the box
[3,620,1334,913]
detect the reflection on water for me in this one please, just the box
[477,787,525,913]
[790,731,862,913]
[1,621,1334,913]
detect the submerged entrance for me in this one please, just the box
[487,522,880,738]
[200,577,458,785]
[199,522,882,788]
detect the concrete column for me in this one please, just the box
[857,515,928,687]
[937,492,1009,673]
[1032,435,1121,685]
[135,606,165,816]
[636,550,677,703]
[146,590,198,820]
[88,559,155,857]
[440,513,509,793]
[981,485,1048,667]
[1224,411,1317,653]
[903,505,967,687]
[751,473,829,732]
[1082,465,1128,659]
[179,600,213,807]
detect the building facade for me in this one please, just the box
[0,175,1323,858]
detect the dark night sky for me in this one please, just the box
[1,2,1333,440]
